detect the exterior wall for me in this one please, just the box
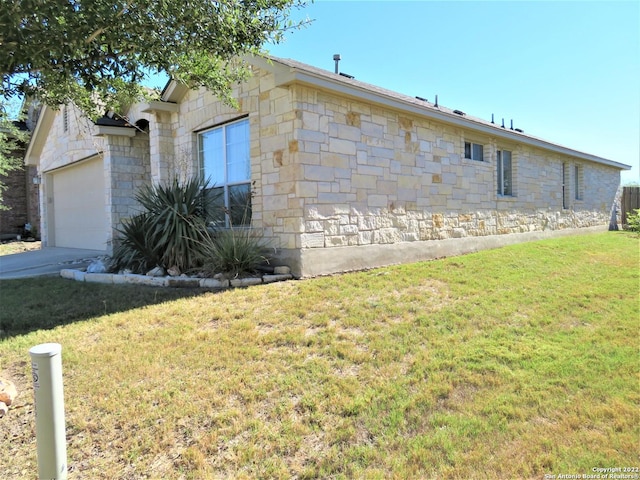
[103,133,152,249]
[36,105,152,251]
[144,67,621,277]
[37,105,105,247]
[0,163,28,236]
[285,85,620,275]
[153,68,298,251]
[1,134,39,238]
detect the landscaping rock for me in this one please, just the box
[263,274,293,284]
[61,263,294,291]
[0,378,17,416]
[86,259,107,273]
[60,269,76,280]
[200,278,229,289]
[167,266,181,277]
[166,278,200,288]
[274,266,291,275]
[146,266,166,277]
[230,277,263,287]
[84,273,114,284]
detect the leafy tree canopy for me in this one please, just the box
[0,0,308,117]
[0,0,308,208]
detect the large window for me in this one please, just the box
[198,118,251,227]
[497,150,512,196]
[464,141,484,161]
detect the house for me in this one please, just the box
[24,56,630,277]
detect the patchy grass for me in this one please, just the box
[0,232,638,479]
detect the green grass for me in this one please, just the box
[0,232,638,479]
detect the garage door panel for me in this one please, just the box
[51,158,107,250]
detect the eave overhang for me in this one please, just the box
[258,56,631,171]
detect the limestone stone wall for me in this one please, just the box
[36,104,152,250]
[288,85,620,251]
[160,68,299,250]
[104,133,152,249]
[38,105,104,174]
[127,65,621,276]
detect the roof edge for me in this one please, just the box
[261,56,630,171]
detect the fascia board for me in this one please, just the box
[24,105,55,166]
[140,100,179,114]
[94,125,137,137]
[160,81,190,103]
[274,69,631,171]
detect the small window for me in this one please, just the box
[464,141,484,161]
[198,118,251,228]
[497,150,512,196]
[574,165,583,200]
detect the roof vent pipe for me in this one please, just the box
[435,95,438,108]
[501,118,505,128]
[333,54,341,74]
[510,119,514,130]
[491,113,495,124]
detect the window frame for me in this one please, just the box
[464,141,484,162]
[574,164,583,201]
[198,117,252,228]
[562,162,569,209]
[496,149,513,196]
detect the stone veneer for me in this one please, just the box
[136,66,621,276]
[32,62,623,277]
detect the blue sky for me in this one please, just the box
[265,0,640,184]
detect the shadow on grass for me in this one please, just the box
[0,276,213,339]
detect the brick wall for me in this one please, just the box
[0,147,40,237]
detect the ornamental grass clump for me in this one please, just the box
[199,189,271,277]
[200,226,271,279]
[110,177,216,274]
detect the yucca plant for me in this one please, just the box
[200,226,271,278]
[109,213,158,273]
[110,177,219,273]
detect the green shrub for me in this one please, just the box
[109,213,158,273]
[626,208,640,234]
[199,226,271,278]
[110,177,217,273]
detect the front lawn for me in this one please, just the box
[0,232,638,479]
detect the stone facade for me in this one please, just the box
[27,57,628,275]
[291,86,617,253]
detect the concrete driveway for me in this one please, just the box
[0,248,106,280]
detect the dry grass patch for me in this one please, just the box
[0,240,41,256]
[0,232,638,479]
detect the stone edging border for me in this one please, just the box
[60,269,293,289]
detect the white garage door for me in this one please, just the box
[50,157,108,250]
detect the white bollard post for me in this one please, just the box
[30,343,68,480]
